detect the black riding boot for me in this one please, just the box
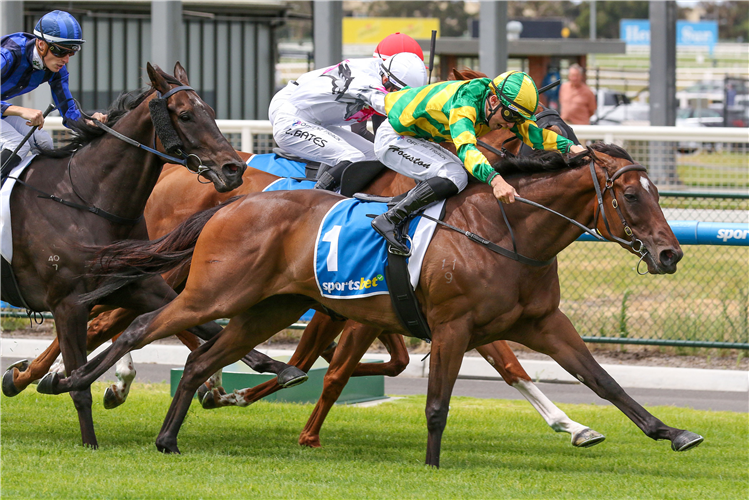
[372,177,458,255]
[315,160,352,191]
[1,149,23,183]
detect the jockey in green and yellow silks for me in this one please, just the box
[371,70,585,255]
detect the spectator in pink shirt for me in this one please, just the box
[559,64,597,125]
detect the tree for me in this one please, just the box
[699,1,749,42]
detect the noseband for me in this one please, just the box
[92,85,210,178]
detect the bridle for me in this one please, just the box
[11,84,212,225]
[588,159,651,273]
[419,153,652,272]
[90,85,211,178]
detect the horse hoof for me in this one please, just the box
[571,428,606,448]
[36,372,59,394]
[299,434,321,448]
[103,386,125,410]
[671,431,704,452]
[277,367,308,388]
[199,387,218,410]
[155,440,181,454]
[2,366,25,397]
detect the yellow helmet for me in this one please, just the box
[489,71,538,121]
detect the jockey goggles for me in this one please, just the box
[47,42,80,58]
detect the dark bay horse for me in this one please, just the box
[0,62,274,448]
[39,144,702,466]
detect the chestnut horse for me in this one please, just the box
[7,68,599,447]
[6,132,601,447]
[39,144,702,466]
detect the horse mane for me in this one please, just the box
[39,69,184,158]
[494,142,633,178]
[449,68,489,81]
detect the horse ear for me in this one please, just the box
[147,62,170,94]
[451,68,464,81]
[173,62,190,86]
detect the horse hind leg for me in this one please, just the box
[200,312,346,410]
[476,341,605,448]
[103,352,136,409]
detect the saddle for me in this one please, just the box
[355,193,444,342]
[274,146,388,198]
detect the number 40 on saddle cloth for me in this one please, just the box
[314,198,445,299]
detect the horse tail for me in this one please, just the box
[80,195,244,304]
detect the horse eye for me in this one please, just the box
[179,112,192,122]
[624,192,638,202]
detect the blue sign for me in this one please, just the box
[620,20,718,53]
[620,20,651,46]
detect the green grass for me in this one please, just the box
[1,383,747,499]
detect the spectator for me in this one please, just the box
[559,64,597,125]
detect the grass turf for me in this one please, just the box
[1,383,747,499]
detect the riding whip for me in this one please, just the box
[427,30,437,84]
[1,103,57,171]
[538,79,561,95]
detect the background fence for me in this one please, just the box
[24,121,749,349]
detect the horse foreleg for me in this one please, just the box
[424,323,471,468]
[51,300,98,448]
[157,297,310,454]
[475,341,604,448]
[527,310,703,452]
[299,323,383,448]
[201,312,346,409]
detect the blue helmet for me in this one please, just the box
[33,10,85,48]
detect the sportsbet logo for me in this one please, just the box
[322,274,385,293]
[717,228,749,243]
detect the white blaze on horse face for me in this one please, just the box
[639,176,651,193]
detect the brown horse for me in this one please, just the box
[6,135,602,447]
[39,144,702,466]
[0,62,296,448]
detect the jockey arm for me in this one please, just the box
[48,67,82,126]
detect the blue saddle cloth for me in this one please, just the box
[315,198,420,299]
[247,153,307,178]
[263,177,316,192]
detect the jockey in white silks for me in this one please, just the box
[269,52,427,192]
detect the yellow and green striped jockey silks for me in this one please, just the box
[491,71,538,121]
[384,78,574,184]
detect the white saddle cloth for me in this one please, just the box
[1,155,37,262]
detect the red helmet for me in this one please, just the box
[374,32,424,61]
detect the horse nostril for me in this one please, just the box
[660,249,681,267]
[223,163,239,174]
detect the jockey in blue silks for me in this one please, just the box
[1,10,106,179]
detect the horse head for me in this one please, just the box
[589,145,682,274]
[146,62,245,192]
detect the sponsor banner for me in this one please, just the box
[343,18,439,45]
[620,20,718,53]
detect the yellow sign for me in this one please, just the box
[343,18,440,45]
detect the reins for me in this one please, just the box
[418,156,650,270]
[7,84,206,226]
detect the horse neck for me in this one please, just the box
[455,166,598,262]
[76,101,165,220]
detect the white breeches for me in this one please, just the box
[272,112,377,166]
[374,120,468,191]
[0,115,54,157]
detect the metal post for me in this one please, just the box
[590,1,596,40]
[151,0,183,71]
[313,1,342,69]
[1,0,23,39]
[649,1,679,186]
[479,1,507,77]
